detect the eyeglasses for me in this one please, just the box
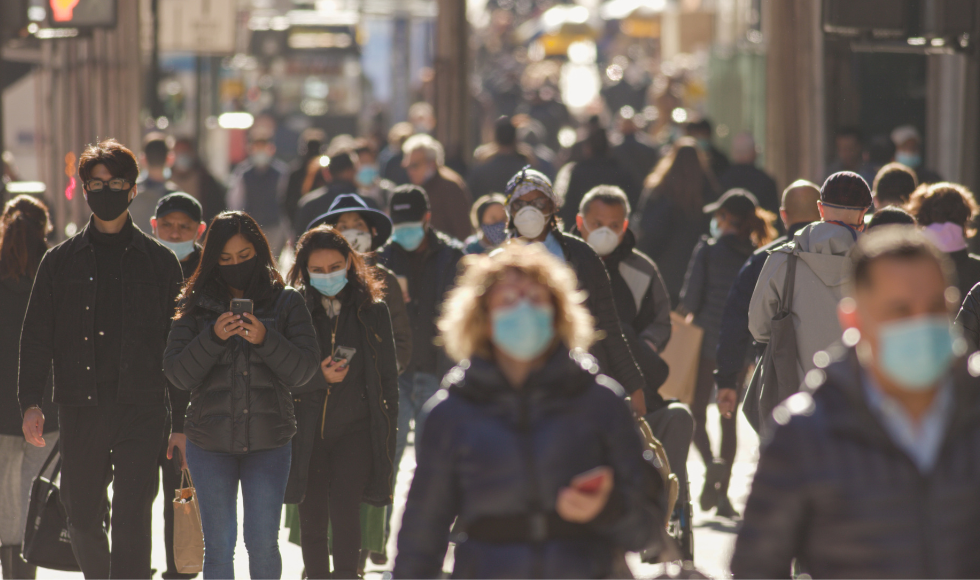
[84,178,132,193]
[510,197,552,212]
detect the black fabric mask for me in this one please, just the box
[218,256,258,291]
[86,189,133,222]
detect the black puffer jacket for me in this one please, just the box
[555,230,646,396]
[731,348,980,578]
[285,290,399,506]
[393,348,663,579]
[680,234,755,359]
[164,286,320,454]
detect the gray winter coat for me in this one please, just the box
[749,222,856,385]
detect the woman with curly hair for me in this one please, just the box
[393,243,663,579]
[907,182,980,299]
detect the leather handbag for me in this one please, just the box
[22,443,81,572]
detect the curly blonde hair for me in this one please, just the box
[437,242,596,362]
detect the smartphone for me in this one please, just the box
[572,466,609,494]
[231,299,254,316]
[332,346,357,366]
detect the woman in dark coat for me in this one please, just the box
[284,226,398,579]
[0,196,57,580]
[680,189,775,519]
[164,211,320,579]
[393,244,663,579]
[633,137,720,305]
[907,181,980,300]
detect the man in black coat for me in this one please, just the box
[19,140,184,579]
[377,186,464,501]
[732,227,980,578]
[719,132,779,217]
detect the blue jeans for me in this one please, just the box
[185,441,292,580]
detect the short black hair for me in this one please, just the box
[873,162,917,205]
[586,127,609,158]
[79,139,140,184]
[143,133,170,167]
[851,226,951,290]
[686,119,712,135]
[494,116,517,147]
[329,151,356,174]
[836,126,864,144]
[867,206,916,229]
[579,185,630,216]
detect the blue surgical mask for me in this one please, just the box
[159,238,197,261]
[491,299,555,362]
[480,221,508,246]
[357,165,379,186]
[877,315,956,392]
[392,222,426,251]
[710,217,721,239]
[309,268,348,297]
[896,152,922,169]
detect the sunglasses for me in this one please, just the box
[84,178,132,193]
[510,197,552,212]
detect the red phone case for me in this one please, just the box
[573,467,608,493]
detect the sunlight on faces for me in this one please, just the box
[152,210,204,243]
[481,203,507,226]
[307,248,347,275]
[335,211,375,236]
[87,163,136,202]
[577,199,628,239]
[511,189,554,214]
[839,256,951,363]
[404,149,435,186]
[219,234,256,265]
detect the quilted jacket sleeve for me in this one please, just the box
[252,290,320,390]
[392,395,459,579]
[163,311,228,392]
[730,413,809,578]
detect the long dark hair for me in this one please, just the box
[288,225,385,307]
[717,206,778,248]
[177,211,284,318]
[0,195,51,280]
[643,137,718,220]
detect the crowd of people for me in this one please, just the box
[1,104,980,580]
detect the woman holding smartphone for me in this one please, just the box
[164,211,320,579]
[393,244,663,579]
[285,225,398,579]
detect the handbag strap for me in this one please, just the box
[779,252,799,314]
[180,468,194,490]
[38,440,61,479]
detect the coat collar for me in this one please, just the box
[73,214,148,255]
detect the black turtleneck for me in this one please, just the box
[89,216,134,402]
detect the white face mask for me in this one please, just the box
[342,229,373,253]
[586,226,620,257]
[513,206,548,239]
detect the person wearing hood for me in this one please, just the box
[906,182,980,301]
[748,171,873,419]
[393,244,664,579]
[573,185,691,517]
[714,181,821,425]
[464,193,509,255]
[504,167,649,416]
[682,189,777,518]
[283,227,398,579]
[733,228,980,578]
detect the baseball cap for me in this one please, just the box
[154,192,203,223]
[703,188,759,216]
[820,172,872,210]
[388,185,429,224]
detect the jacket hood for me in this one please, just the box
[447,347,603,405]
[778,221,856,288]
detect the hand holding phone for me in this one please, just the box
[556,466,614,524]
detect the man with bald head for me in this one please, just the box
[719,132,779,216]
[715,180,822,417]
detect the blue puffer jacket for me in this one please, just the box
[393,348,664,579]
